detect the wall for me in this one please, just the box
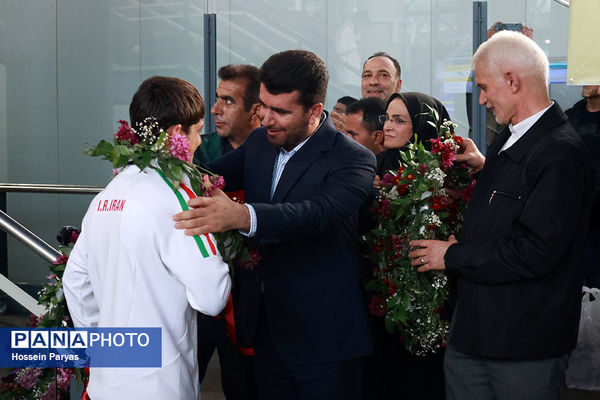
[0,0,574,283]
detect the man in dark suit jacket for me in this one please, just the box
[175,49,376,399]
[408,31,596,400]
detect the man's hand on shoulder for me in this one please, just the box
[173,189,250,236]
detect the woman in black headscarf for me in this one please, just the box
[367,92,451,400]
[376,92,451,178]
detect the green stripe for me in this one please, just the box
[156,170,210,258]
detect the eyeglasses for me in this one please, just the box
[378,115,410,125]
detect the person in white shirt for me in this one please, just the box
[63,76,231,400]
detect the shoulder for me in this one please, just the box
[565,99,586,119]
[114,166,185,214]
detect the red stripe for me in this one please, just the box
[179,183,217,255]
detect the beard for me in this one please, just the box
[266,114,310,151]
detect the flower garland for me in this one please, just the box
[363,106,476,356]
[1,227,87,400]
[87,119,259,271]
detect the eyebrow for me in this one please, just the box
[217,94,235,102]
[363,69,392,75]
[258,99,292,114]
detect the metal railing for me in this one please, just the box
[0,183,103,195]
[0,210,59,316]
[0,183,103,315]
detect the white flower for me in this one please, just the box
[425,168,446,184]
[426,212,442,227]
[420,190,432,200]
[383,185,399,200]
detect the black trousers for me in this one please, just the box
[197,314,257,400]
[252,302,364,400]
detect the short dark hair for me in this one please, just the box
[336,96,358,106]
[347,97,386,133]
[260,50,329,110]
[218,64,260,111]
[129,76,204,134]
[364,52,402,79]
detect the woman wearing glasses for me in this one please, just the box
[376,92,451,179]
[370,92,452,400]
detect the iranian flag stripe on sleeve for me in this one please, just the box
[156,170,216,258]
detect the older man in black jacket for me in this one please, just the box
[409,31,596,400]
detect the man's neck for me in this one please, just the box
[511,95,552,126]
[586,96,600,113]
[227,130,252,149]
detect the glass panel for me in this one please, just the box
[0,1,60,282]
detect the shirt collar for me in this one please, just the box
[500,101,554,153]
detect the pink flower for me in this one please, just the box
[441,151,456,169]
[53,254,68,265]
[204,175,226,196]
[56,368,72,392]
[169,134,191,162]
[16,368,42,390]
[40,380,60,400]
[114,120,139,145]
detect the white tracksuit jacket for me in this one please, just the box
[63,164,231,399]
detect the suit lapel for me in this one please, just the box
[251,135,279,203]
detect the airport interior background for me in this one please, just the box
[0,1,597,398]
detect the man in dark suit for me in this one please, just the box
[174,49,376,399]
[408,31,596,400]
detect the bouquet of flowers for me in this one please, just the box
[1,227,87,400]
[364,107,476,356]
[86,119,259,271]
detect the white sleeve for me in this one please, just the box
[157,217,231,317]
[63,219,100,327]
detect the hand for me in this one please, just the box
[408,235,458,272]
[173,188,250,235]
[331,111,347,133]
[487,21,501,40]
[521,25,533,39]
[455,137,485,174]
[373,175,381,189]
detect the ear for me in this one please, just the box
[395,79,402,93]
[372,130,384,145]
[308,103,324,125]
[505,71,519,93]
[166,124,184,136]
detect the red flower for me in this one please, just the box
[114,120,139,145]
[369,296,387,317]
[53,254,68,265]
[70,230,80,244]
[459,180,476,202]
[238,249,261,270]
[430,195,448,211]
[388,283,398,295]
[396,183,409,196]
